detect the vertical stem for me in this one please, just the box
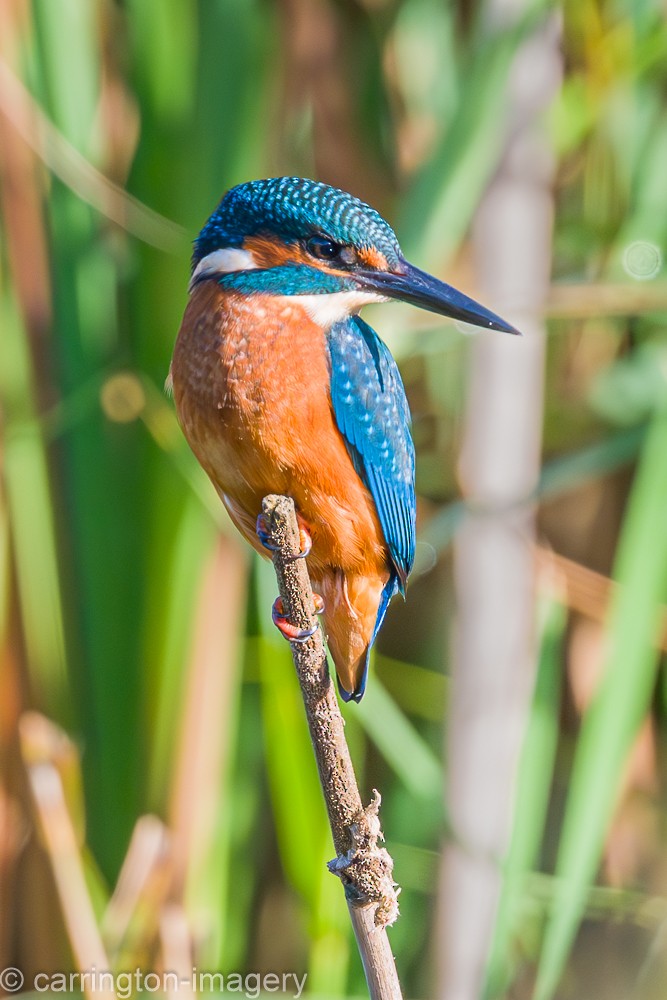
[438,9,561,999]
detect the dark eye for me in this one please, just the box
[306,236,342,261]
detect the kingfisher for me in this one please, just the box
[170,177,517,702]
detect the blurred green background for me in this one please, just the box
[1,1,667,998]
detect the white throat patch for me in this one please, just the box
[291,291,388,327]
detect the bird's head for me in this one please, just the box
[190,177,518,334]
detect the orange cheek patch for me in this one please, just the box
[243,234,357,279]
[357,247,390,270]
[243,235,312,268]
[244,233,392,275]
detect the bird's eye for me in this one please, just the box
[307,236,342,261]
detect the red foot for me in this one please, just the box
[272,595,324,643]
[256,512,312,561]
[295,524,312,559]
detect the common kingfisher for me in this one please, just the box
[170,177,517,702]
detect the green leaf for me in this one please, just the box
[534,404,667,1000]
[483,598,565,999]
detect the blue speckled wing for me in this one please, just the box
[327,316,416,590]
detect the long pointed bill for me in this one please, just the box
[355,258,520,335]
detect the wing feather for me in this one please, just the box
[327,316,416,589]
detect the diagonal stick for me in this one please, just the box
[261,494,402,1000]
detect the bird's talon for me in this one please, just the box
[256,512,279,551]
[284,525,313,561]
[297,526,312,559]
[257,514,312,560]
[272,597,318,643]
[313,593,325,614]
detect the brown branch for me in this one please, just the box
[260,494,403,1000]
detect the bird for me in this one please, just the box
[170,177,518,702]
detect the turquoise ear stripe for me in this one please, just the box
[217,264,360,296]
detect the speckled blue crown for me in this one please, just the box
[194,176,402,268]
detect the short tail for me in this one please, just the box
[337,575,399,703]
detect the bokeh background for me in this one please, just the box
[2,1,667,998]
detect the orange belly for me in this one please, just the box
[170,281,391,693]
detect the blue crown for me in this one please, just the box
[194,177,402,268]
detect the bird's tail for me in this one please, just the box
[334,574,398,703]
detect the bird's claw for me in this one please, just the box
[256,513,312,560]
[272,595,324,643]
[256,512,279,551]
[294,526,312,560]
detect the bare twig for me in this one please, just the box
[20,713,115,1000]
[260,494,402,1000]
[102,814,172,959]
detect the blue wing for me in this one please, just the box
[327,315,416,592]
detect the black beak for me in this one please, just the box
[356,258,520,335]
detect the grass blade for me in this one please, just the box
[534,403,667,1000]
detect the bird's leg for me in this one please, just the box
[272,594,325,643]
[256,511,312,560]
[258,509,320,640]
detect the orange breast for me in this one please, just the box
[171,280,396,695]
[170,281,389,584]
